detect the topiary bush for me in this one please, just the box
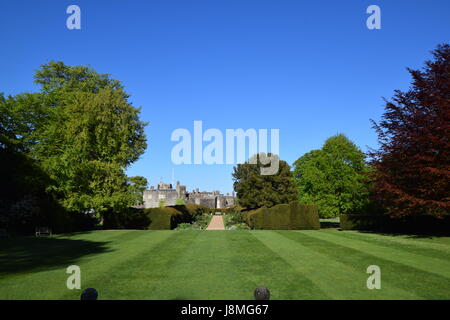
[103,204,208,230]
[244,201,319,230]
[290,201,320,230]
[245,207,267,229]
[103,207,151,229]
[265,203,291,229]
[145,207,175,229]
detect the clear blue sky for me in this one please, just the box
[1,0,449,193]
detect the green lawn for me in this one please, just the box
[1,229,450,299]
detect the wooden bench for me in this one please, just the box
[35,226,52,237]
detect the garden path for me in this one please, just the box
[206,215,225,230]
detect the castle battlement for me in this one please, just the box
[143,181,235,209]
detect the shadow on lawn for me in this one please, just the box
[340,229,450,239]
[0,235,112,275]
[320,221,340,229]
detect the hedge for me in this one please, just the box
[340,214,450,235]
[290,201,321,230]
[145,207,180,230]
[244,201,320,230]
[103,204,207,230]
[216,205,245,215]
[103,207,151,230]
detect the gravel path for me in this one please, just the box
[206,214,225,230]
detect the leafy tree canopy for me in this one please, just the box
[127,176,148,206]
[293,134,372,218]
[2,61,148,216]
[232,153,298,210]
[370,44,450,216]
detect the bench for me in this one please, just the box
[35,226,52,237]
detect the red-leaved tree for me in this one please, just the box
[370,44,450,217]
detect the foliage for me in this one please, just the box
[0,142,63,233]
[0,92,46,153]
[193,214,213,229]
[103,204,207,230]
[243,201,320,230]
[31,67,147,214]
[102,207,151,230]
[0,61,148,233]
[293,134,372,218]
[127,176,148,206]
[340,213,450,235]
[370,44,450,217]
[174,214,212,230]
[224,212,245,225]
[174,223,202,231]
[226,224,251,230]
[223,212,250,230]
[232,153,298,210]
[175,198,186,205]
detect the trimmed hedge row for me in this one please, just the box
[102,207,151,230]
[103,204,208,230]
[244,201,320,230]
[340,214,386,231]
[340,214,450,235]
[216,205,245,215]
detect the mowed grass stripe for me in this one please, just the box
[80,230,326,300]
[61,231,193,299]
[301,230,450,280]
[0,230,138,278]
[325,230,450,261]
[0,231,174,299]
[53,230,140,241]
[225,231,330,300]
[154,231,329,299]
[151,231,244,300]
[252,231,421,299]
[145,231,240,300]
[2,230,450,300]
[0,230,161,299]
[334,230,450,252]
[280,231,450,299]
[341,230,450,248]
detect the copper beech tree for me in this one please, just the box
[371,44,450,216]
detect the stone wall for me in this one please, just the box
[143,181,235,209]
[143,189,180,208]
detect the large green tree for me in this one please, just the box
[12,61,147,215]
[0,92,59,232]
[370,44,450,216]
[232,153,298,210]
[293,134,372,218]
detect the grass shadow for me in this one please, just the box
[342,229,450,239]
[320,221,340,229]
[0,236,112,275]
[320,218,340,229]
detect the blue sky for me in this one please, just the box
[1,0,449,193]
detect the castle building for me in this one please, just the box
[143,181,236,209]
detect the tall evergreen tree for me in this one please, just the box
[232,153,298,210]
[127,176,148,206]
